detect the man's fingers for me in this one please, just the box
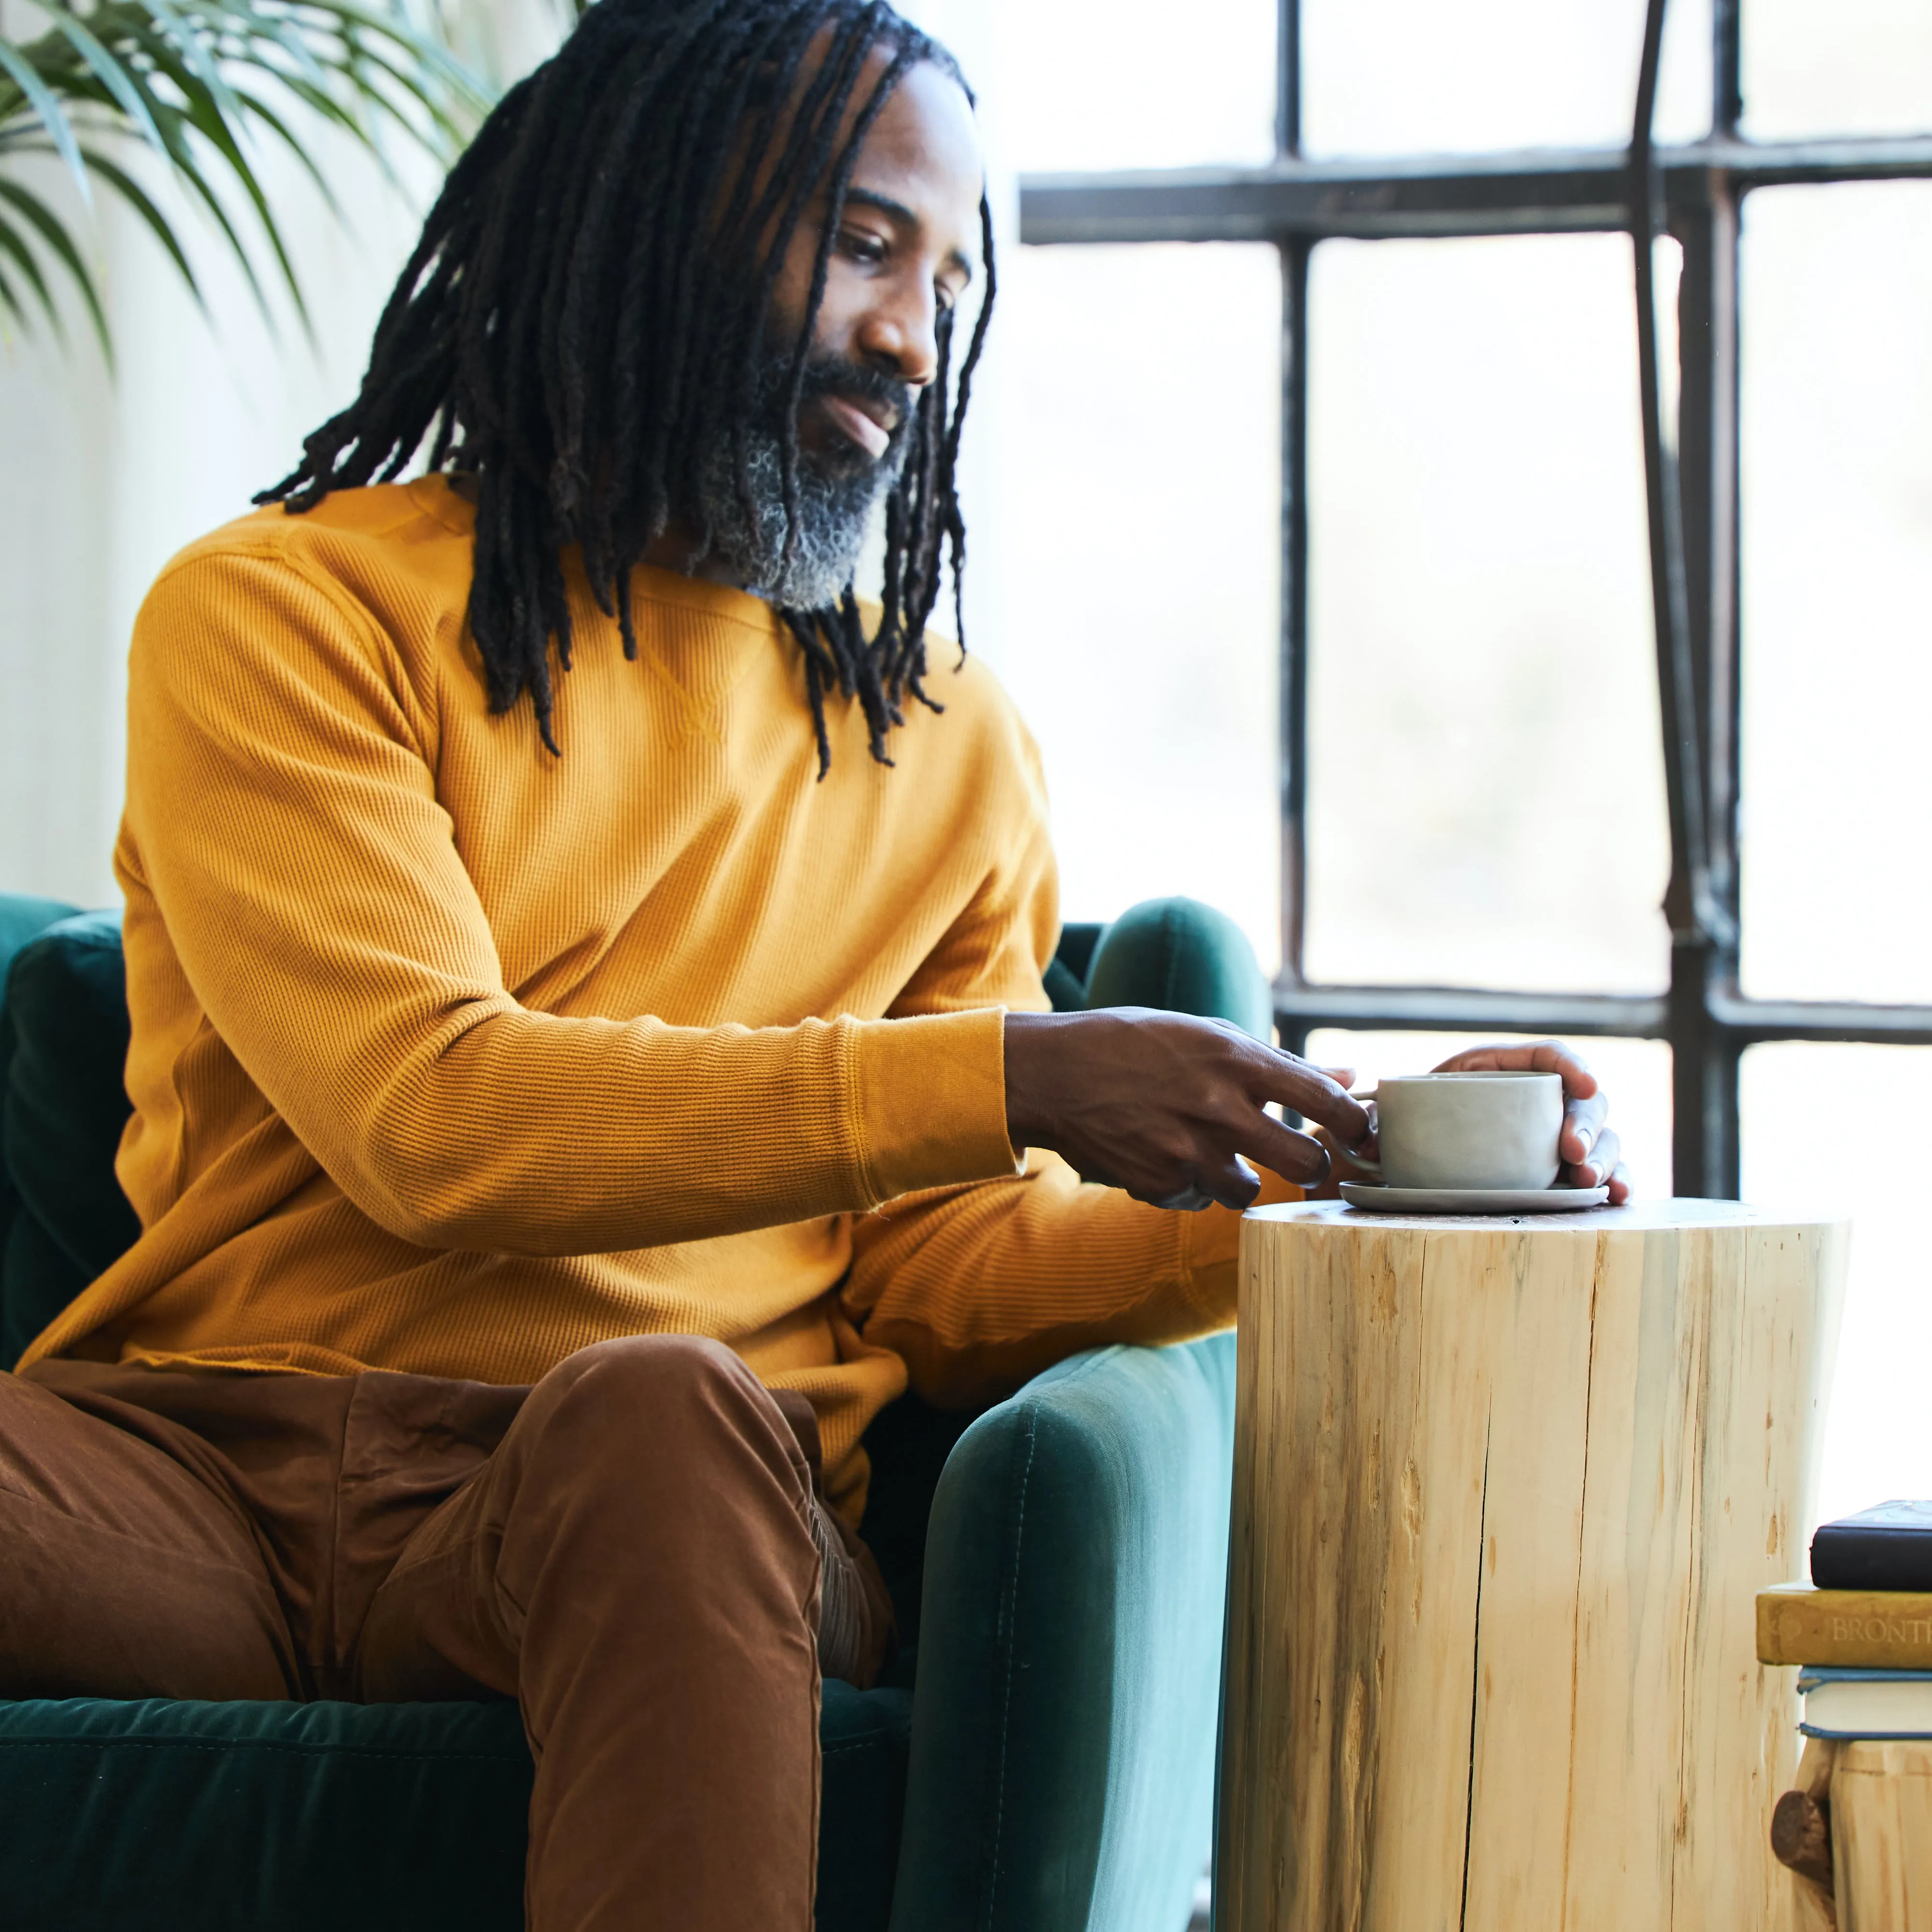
[1320,1122,1379,1174]
[1242,1111,1333,1186]
[1135,1156,1262,1213]
[1529,1041,1599,1100]
[1198,1154,1264,1211]
[1252,1050,1371,1147]
[1564,1124,1621,1190]
[1606,1161,1632,1205]
[1435,1038,1601,1100]
[1561,1088,1610,1166]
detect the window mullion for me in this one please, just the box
[1671,185,1745,1197]
[1275,0,1308,1032]
[1276,0,1301,159]
[1277,237,1311,1020]
[1714,0,1743,137]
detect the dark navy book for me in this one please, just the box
[1812,1501,1932,1592]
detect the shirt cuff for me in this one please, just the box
[848,1007,1023,1204]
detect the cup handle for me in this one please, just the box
[1333,1097,1380,1178]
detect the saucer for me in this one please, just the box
[1339,1181,1610,1216]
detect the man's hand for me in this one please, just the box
[1003,1008,1370,1212]
[1407,1041,1631,1203]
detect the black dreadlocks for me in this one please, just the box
[256,0,995,772]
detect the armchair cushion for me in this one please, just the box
[0,896,80,979]
[0,910,137,1365]
[0,1681,913,1932]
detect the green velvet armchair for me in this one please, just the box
[0,890,1266,1932]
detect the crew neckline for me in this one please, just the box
[405,473,782,639]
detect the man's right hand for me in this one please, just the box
[1002,1008,1371,1212]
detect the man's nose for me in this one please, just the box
[853,284,938,388]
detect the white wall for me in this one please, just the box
[0,198,118,907]
[0,0,554,908]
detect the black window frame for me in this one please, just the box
[1015,0,1932,1197]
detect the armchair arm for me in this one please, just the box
[889,1331,1235,1932]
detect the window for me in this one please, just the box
[1013,0,1932,1200]
[1303,233,1668,999]
[971,242,1282,954]
[1738,182,1932,1008]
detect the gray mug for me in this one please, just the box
[1343,1072,1564,1191]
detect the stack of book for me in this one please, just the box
[1759,1500,1932,1921]
[1759,1500,1932,1721]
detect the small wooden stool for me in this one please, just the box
[1218,1199,1847,1932]
[1833,1741,1932,1927]
[1780,1736,1932,1929]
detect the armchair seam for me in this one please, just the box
[1159,902,1182,1011]
[0,1736,527,1766]
[981,1412,1038,1932]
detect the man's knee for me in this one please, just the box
[524,1335,811,1507]
[539,1332,771,1424]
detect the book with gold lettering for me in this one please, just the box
[1759,1582,1932,1668]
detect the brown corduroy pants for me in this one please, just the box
[0,1334,892,1931]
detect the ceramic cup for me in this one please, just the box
[1345,1071,1564,1192]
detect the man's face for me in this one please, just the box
[696,56,984,608]
[779,57,982,469]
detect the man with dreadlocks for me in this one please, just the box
[0,0,1627,1923]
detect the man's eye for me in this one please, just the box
[839,229,886,265]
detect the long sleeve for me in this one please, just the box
[122,542,1020,1257]
[845,1151,1257,1410]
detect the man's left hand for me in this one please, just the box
[1423,1041,1631,1202]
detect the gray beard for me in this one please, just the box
[693,384,908,611]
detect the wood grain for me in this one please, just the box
[1832,1741,1932,1931]
[1219,1200,1847,1932]
[1788,1737,1842,1932]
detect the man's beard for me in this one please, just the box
[694,349,914,610]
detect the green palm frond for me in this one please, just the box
[0,0,489,363]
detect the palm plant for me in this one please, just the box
[0,0,488,361]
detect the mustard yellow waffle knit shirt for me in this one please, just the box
[20,477,1256,1512]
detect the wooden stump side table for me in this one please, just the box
[1833,1740,1932,1928]
[1218,1199,1848,1932]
